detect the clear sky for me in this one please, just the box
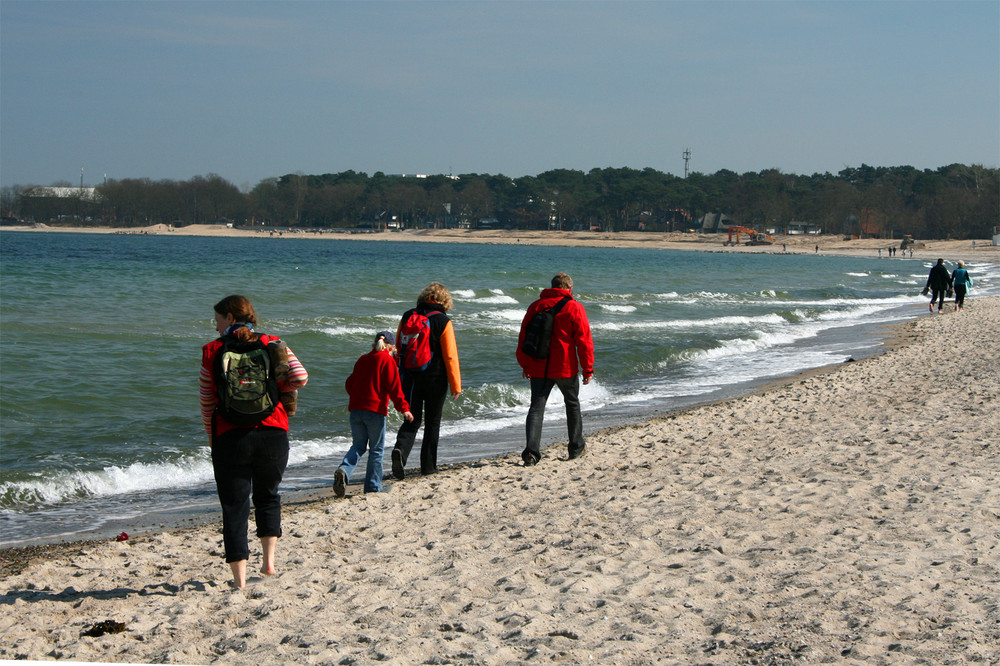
[1,0,997,189]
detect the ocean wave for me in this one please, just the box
[453,288,519,305]
[0,436,352,511]
[0,452,215,510]
[592,312,790,332]
[319,325,377,337]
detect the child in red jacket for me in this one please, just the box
[334,331,413,496]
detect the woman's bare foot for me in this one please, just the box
[260,536,278,577]
[229,560,247,589]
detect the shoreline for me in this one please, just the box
[0,335,885,566]
[1,296,997,663]
[0,299,909,554]
[4,223,998,259]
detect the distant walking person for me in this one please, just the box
[334,331,413,497]
[951,261,973,312]
[391,283,462,478]
[516,272,594,466]
[924,258,953,314]
[201,295,309,589]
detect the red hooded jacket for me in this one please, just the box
[516,288,594,379]
[345,349,410,416]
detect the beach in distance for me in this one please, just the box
[1,259,997,664]
[8,222,1000,260]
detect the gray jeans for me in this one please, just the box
[523,375,585,462]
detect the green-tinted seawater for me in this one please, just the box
[2,230,995,546]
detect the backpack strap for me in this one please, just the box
[550,296,571,316]
[542,296,572,379]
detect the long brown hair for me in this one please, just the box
[214,295,259,341]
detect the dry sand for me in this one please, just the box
[1,285,997,663]
[5,222,998,260]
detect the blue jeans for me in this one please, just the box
[340,410,387,493]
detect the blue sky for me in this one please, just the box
[1,1,997,189]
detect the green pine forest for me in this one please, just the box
[4,163,997,239]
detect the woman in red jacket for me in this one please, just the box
[334,331,413,497]
[200,295,308,589]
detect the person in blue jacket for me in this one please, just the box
[951,261,973,312]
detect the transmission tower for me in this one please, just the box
[682,149,691,178]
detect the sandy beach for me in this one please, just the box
[1,269,997,663]
[6,222,998,260]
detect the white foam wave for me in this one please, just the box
[320,325,375,337]
[592,312,788,332]
[0,452,215,509]
[474,308,527,323]
[1,436,352,510]
[453,289,519,305]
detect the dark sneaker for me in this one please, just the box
[391,449,405,480]
[333,469,347,498]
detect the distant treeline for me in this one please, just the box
[4,163,997,238]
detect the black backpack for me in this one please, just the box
[214,335,280,426]
[520,296,571,359]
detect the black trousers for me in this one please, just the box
[955,284,967,307]
[394,371,448,474]
[212,426,289,563]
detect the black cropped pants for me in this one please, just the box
[212,426,289,563]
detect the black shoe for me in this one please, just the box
[333,469,347,498]
[391,449,405,480]
[568,446,586,460]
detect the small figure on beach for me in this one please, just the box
[924,258,953,314]
[335,331,413,496]
[951,260,973,312]
[201,295,309,588]
[391,283,462,479]
[516,272,594,466]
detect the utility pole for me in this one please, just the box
[682,149,691,178]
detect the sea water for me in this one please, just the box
[2,231,997,547]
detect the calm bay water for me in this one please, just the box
[2,231,997,547]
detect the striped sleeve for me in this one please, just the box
[283,347,308,390]
[200,347,217,437]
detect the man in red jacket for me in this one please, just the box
[516,272,594,466]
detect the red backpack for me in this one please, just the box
[399,310,442,372]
